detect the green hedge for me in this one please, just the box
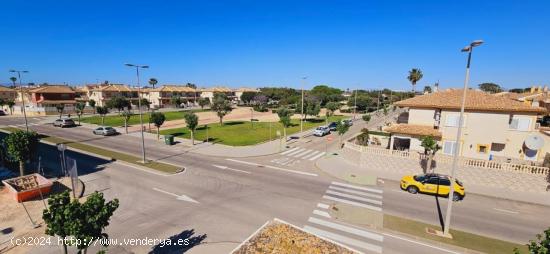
[368,130,390,137]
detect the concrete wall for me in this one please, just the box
[408,108,435,125]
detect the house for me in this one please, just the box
[496,85,550,113]
[148,85,198,108]
[199,87,237,103]
[28,85,76,107]
[0,86,17,112]
[88,84,138,107]
[387,89,548,162]
[233,87,259,104]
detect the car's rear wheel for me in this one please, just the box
[406,186,418,194]
[452,193,462,201]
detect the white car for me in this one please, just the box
[93,126,118,136]
[313,126,330,137]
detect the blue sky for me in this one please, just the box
[1,1,549,90]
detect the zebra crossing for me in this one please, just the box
[271,147,326,166]
[303,181,384,253]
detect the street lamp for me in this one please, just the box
[125,63,149,163]
[9,69,29,131]
[443,40,483,237]
[300,76,307,133]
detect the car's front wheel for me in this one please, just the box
[452,193,462,201]
[406,186,419,194]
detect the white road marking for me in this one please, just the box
[308,217,383,242]
[226,159,318,177]
[286,148,306,156]
[212,164,251,174]
[382,232,462,254]
[323,195,382,212]
[317,203,330,209]
[326,190,383,205]
[152,187,199,204]
[302,150,320,160]
[329,186,383,199]
[332,181,383,194]
[280,147,300,155]
[294,149,313,158]
[309,152,326,160]
[303,226,382,253]
[493,208,519,214]
[312,210,331,218]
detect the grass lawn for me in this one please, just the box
[160,115,346,146]
[384,214,528,254]
[78,108,208,127]
[0,127,181,174]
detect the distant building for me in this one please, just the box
[87,84,138,107]
[148,85,198,108]
[199,87,237,103]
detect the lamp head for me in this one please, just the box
[124,63,134,67]
[141,65,149,69]
[470,40,484,47]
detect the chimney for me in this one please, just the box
[538,85,543,93]
[530,86,535,93]
[434,81,439,92]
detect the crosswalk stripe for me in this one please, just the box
[323,195,382,212]
[286,148,306,156]
[294,149,313,158]
[309,152,326,161]
[326,190,382,206]
[313,210,331,218]
[308,217,383,242]
[280,147,300,155]
[317,203,330,209]
[331,182,383,194]
[302,150,320,160]
[303,225,382,253]
[329,186,383,199]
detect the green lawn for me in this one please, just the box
[160,115,346,146]
[78,109,208,127]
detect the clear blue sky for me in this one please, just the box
[1,0,549,90]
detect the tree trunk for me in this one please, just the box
[219,117,223,125]
[339,135,343,149]
[428,153,434,173]
[191,131,194,145]
[283,128,287,143]
[101,116,105,125]
[78,115,81,125]
[19,160,25,176]
[124,119,128,134]
[63,243,68,254]
[157,127,160,140]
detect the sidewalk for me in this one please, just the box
[315,154,550,206]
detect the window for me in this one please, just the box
[445,114,465,127]
[443,141,458,155]
[477,145,488,154]
[491,143,505,152]
[509,118,531,131]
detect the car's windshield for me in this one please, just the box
[413,174,426,182]
[105,127,114,130]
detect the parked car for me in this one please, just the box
[53,118,76,128]
[93,126,118,136]
[0,110,5,116]
[342,119,353,126]
[313,126,330,137]
[400,173,465,201]
[328,122,337,131]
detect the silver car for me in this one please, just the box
[93,126,117,136]
[313,126,330,137]
[53,118,76,127]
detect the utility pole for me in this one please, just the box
[125,63,149,163]
[300,76,307,133]
[443,40,483,237]
[353,88,357,120]
[9,70,29,131]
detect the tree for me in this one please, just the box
[211,94,233,125]
[478,83,503,94]
[336,121,351,148]
[407,68,423,93]
[170,96,183,108]
[348,94,372,112]
[420,136,440,173]
[325,101,340,124]
[514,227,550,254]
[509,88,529,93]
[56,104,65,118]
[298,96,321,120]
[362,114,371,123]
[75,102,86,125]
[6,100,15,115]
[184,112,199,145]
[240,91,257,105]
[355,128,370,146]
[185,82,197,89]
[88,99,96,114]
[148,78,158,89]
[106,96,130,112]
[277,107,293,141]
[10,76,17,87]
[309,85,344,106]
[96,106,109,125]
[121,111,133,134]
[423,85,432,93]
[252,94,268,112]
[198,97,210,109]
[150,112,166,139]
[43,191,119,254]
[140,98,151,110]
[3,130,39,176]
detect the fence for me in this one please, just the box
[344,141,550,176]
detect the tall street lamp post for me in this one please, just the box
[125,63,149,164]
[9,70,29,131]
[300,76,307,133]
[443,40,483,237]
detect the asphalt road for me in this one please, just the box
[1,114,547,253]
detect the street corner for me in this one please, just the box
[328,202,384,230]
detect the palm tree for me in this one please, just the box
[148,78,158,89]
[148,78,158,131]
[9,77,17,87]
[407,68,423,94]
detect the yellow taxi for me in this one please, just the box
[400,173,465,201]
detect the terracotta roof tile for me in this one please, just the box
[384,124,442,138]
[29,85,75,94]
[395,89,546,113]
[0,86,16,92]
